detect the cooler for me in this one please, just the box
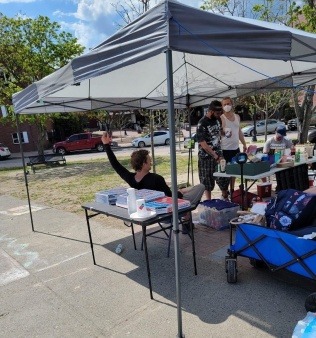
[257,182,272,198]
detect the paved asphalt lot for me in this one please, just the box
[1,127,316,336]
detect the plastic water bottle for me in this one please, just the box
[115,244,123,254]
[127,188,137,215]
[220,158,226,172]
[292,312,316,337]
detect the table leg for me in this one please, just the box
[142,225,153,299]
[124,221,137,250]
[131,223,137,250]
[229,177,233,201]
[85,209,96,265]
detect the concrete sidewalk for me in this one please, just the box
[0,194,313,337]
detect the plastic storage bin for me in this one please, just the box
[198,199,239,230]
[225,161,270,176]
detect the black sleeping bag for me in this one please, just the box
[265,189,316,231]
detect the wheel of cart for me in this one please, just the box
[227,212,266,281]
[225,252,237,283]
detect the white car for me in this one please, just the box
[132,131,170,148]
[242,119,286,137]
[0,143,11,159]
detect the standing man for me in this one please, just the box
[196,100,230,200]
[220,97,247,192]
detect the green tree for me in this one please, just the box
[250,0,316,142]
[201,0,291,21]
[241,91,292,140]
[0,14,84,154]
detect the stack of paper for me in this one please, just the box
[116,189,165,208]
[145,197,191,214]
[95,187,127,205]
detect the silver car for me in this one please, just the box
[242,119,286,137]
[0,143,11,159]
[132,131,170,148]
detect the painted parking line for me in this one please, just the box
[0,205,47,216]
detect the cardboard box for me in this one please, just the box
[257,183,272,198]
[225,161,270,176]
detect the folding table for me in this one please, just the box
[214,157,316,196]
[82,202,197,299]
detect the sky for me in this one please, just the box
[0,0,203,50]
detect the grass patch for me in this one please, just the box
[0,155,198,215]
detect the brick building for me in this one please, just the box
[0,119,52,153]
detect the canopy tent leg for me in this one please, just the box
[166,49,184,338]
[184,58,194,187]
[15,112,34,232]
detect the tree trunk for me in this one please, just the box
[295,85,315,144]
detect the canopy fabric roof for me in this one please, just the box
[13,0,316,114]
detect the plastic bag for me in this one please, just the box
[292,312,316,337]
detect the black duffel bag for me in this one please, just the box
[265,189,316,231]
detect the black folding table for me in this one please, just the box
[82,202,197,299]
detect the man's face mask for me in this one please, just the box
[223,105,232,113]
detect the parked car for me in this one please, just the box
[308,130,316,144]
[0,143,11,160]
[241,119,286,136]
[183,133,197,149]
[52,132,104,155]
[131,131,170,148]
[287,113,316,131]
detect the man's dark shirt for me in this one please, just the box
[196,115,222,158]
[104,144,183,198]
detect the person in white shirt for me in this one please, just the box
[220,97,247,191]
[263,125,293,155]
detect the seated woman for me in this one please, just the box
[102,132,205,233]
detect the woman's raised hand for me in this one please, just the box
[101,132,112,145]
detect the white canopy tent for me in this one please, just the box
[13,0,316,114]
[12,1,316,336]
